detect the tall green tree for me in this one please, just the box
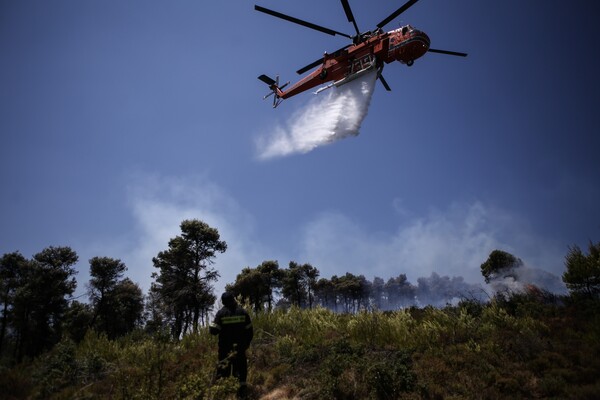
[0,252,28,356]
[228,261,283,312]
[335,273,370,313]
[152,219,226,339]
[62,300,93,342]
[303,264,319,309]
[12,246,78,360]
[88,256,127,332]
[562,241,600,297]
[282,262,305,307]
[282,262,319,308]
[385,274,416,309]
[144,284,166,334]
[480,250,523,283]
[106,278,145,338]
[227,267,266,312]
[314,277,336,309]
[371,277,385,310]
[87,257,143,338]
[257,260,284,310]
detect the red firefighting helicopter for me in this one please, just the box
[256,0,467,107]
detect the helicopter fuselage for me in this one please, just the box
[277,25,430,99]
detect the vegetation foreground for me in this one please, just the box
[1,221,598,398]
[1,293,599,399]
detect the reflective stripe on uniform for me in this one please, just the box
[221,315,246,325]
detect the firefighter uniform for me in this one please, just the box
[210,292,253,385]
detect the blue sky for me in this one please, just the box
[1,0,599,298]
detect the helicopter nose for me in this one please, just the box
[411,30,430,53]
[396,30,430,64]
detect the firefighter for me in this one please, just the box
[209,292,253,392]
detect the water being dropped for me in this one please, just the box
[256,70,378,160]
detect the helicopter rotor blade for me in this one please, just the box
[296,44,352,75]
[258,74,276,86]
[376,0,420,29]
[297,58,324,75]
[428,48,468,57]
[340,0,360,37]
[378,74,392,91]
[255,5,353,39]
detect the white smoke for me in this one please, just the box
[489,264,567,295]
[256,70,378,159]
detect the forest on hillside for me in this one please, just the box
[1,219,599,399]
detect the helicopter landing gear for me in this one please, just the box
[407,60,414,67]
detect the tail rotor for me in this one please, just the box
[258,74,289,108]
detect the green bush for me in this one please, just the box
[32,338,78,398]
[366,350,416,399]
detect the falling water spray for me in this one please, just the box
[256,70,378,160]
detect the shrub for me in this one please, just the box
[366,350,416,399]
[32,338,78,398]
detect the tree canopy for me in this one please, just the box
[480,249,523,283]
[227,260,284,312]
[10,246,79,360]
[0,246,146,363]
[88,257,143,339]
[562,241,600,297]
[151,219,226,338]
